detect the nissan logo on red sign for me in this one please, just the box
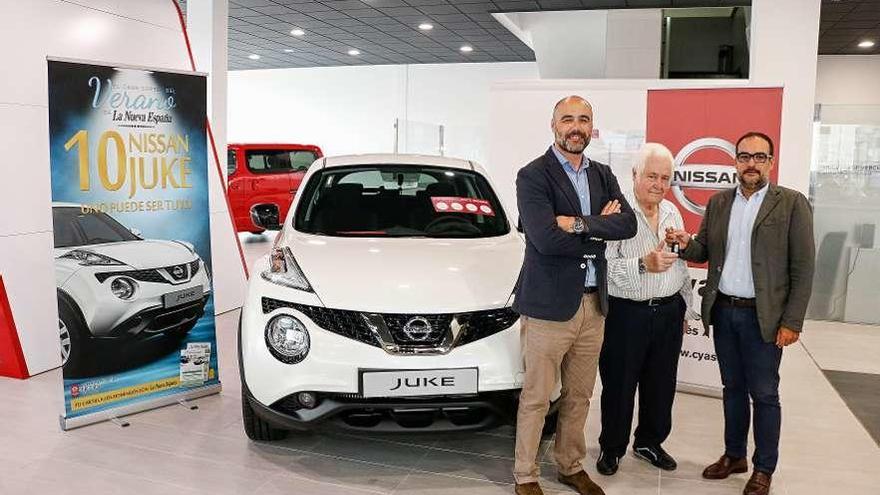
[646,87,782,234]
[672,137,738,216]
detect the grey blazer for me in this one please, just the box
[681,184,815,343]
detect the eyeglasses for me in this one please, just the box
[735,152,771,164]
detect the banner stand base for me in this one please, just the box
[59,382,222,431]
[677,382,722,399]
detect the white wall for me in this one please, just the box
[0,0,243,375]
[816,55,880,106]
[227,62,539,162]
[493,9,661,79]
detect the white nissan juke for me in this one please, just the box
[239,154,529,439]
[53,204,212,376]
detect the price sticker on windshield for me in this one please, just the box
[431,197,495,217]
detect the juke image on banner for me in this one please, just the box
[48,60,220,426]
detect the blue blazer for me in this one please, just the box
[513,147,637,321]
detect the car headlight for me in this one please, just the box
[60,249,125,266]
[265,314,310,364]
[110,277,137,300]
[260,247,312,292]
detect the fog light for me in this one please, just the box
[110,277,137,300]
[297,392,318,409]
[265,315,310,364]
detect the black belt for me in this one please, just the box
[584,286,598,294]
[611,294,679,307]
[716,292,756,308]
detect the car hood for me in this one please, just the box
[285,232,524,313]
[56,239,195,269]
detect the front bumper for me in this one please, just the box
[61,258,212,338]
[240,269,525,432]
[243,379,519,432]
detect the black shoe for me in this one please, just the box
[596,450,620,476]
[633,445,677,471]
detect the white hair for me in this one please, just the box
[632,142,674,177]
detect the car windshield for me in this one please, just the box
[294,165,510,238]
[53,207,140,248]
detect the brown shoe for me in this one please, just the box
[702,455,748,480]
[743,471,772,495]
[557,470,605,495]
[514,482,544,495]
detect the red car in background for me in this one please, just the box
[227,143,323,233]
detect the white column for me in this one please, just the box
[187,0,246,314]
[750,0,822,194]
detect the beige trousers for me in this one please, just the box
[513,293,605,484]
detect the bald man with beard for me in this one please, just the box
[512,96,637,495]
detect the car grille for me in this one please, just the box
[95,259,200,284]
[261,297,518,349]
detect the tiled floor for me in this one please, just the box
[0,233,877,494]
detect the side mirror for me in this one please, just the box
[250,204,282,230]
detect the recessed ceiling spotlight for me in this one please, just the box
[460,45,474,53]
[858,40,875,48]
[248,54,260,60]
[348,49,361,56]
[290,28,305,37]
[419,23,433,30]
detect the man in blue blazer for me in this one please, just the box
[512,96,637,495]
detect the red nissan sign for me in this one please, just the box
[646,88,783,236]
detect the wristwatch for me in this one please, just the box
[638,257,646,274]
[572,217,586,234]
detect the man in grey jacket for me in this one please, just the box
[666,131,815,495]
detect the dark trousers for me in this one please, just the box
[712,304,783,474]
[598,295,685,456]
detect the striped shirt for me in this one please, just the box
[606,193,697,318]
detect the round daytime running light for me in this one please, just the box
[265,315,310,364]
[110,277,137,300]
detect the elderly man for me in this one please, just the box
[512,95,636,495]
[666,132,815,495]
[596,143,695,476]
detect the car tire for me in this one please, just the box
[58,294,92,377]
[242,391,288,441]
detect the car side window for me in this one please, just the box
[290,151,317,172]
[227,150,237,175]
[246,150,318,174]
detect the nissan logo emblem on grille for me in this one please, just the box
[672,137,738,215]
[402,317,434,342]
[171,265,187,280]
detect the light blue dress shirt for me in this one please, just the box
[719,183,770,298]
[551,145,596,288]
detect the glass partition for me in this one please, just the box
[808,104,880,325]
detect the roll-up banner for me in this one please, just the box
[646,87,783,397]
[48,59,221,429]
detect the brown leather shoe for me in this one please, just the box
[514,482,544,495]
[557,470,605,495]
[743,471,772,495]
[702,455,748,480]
